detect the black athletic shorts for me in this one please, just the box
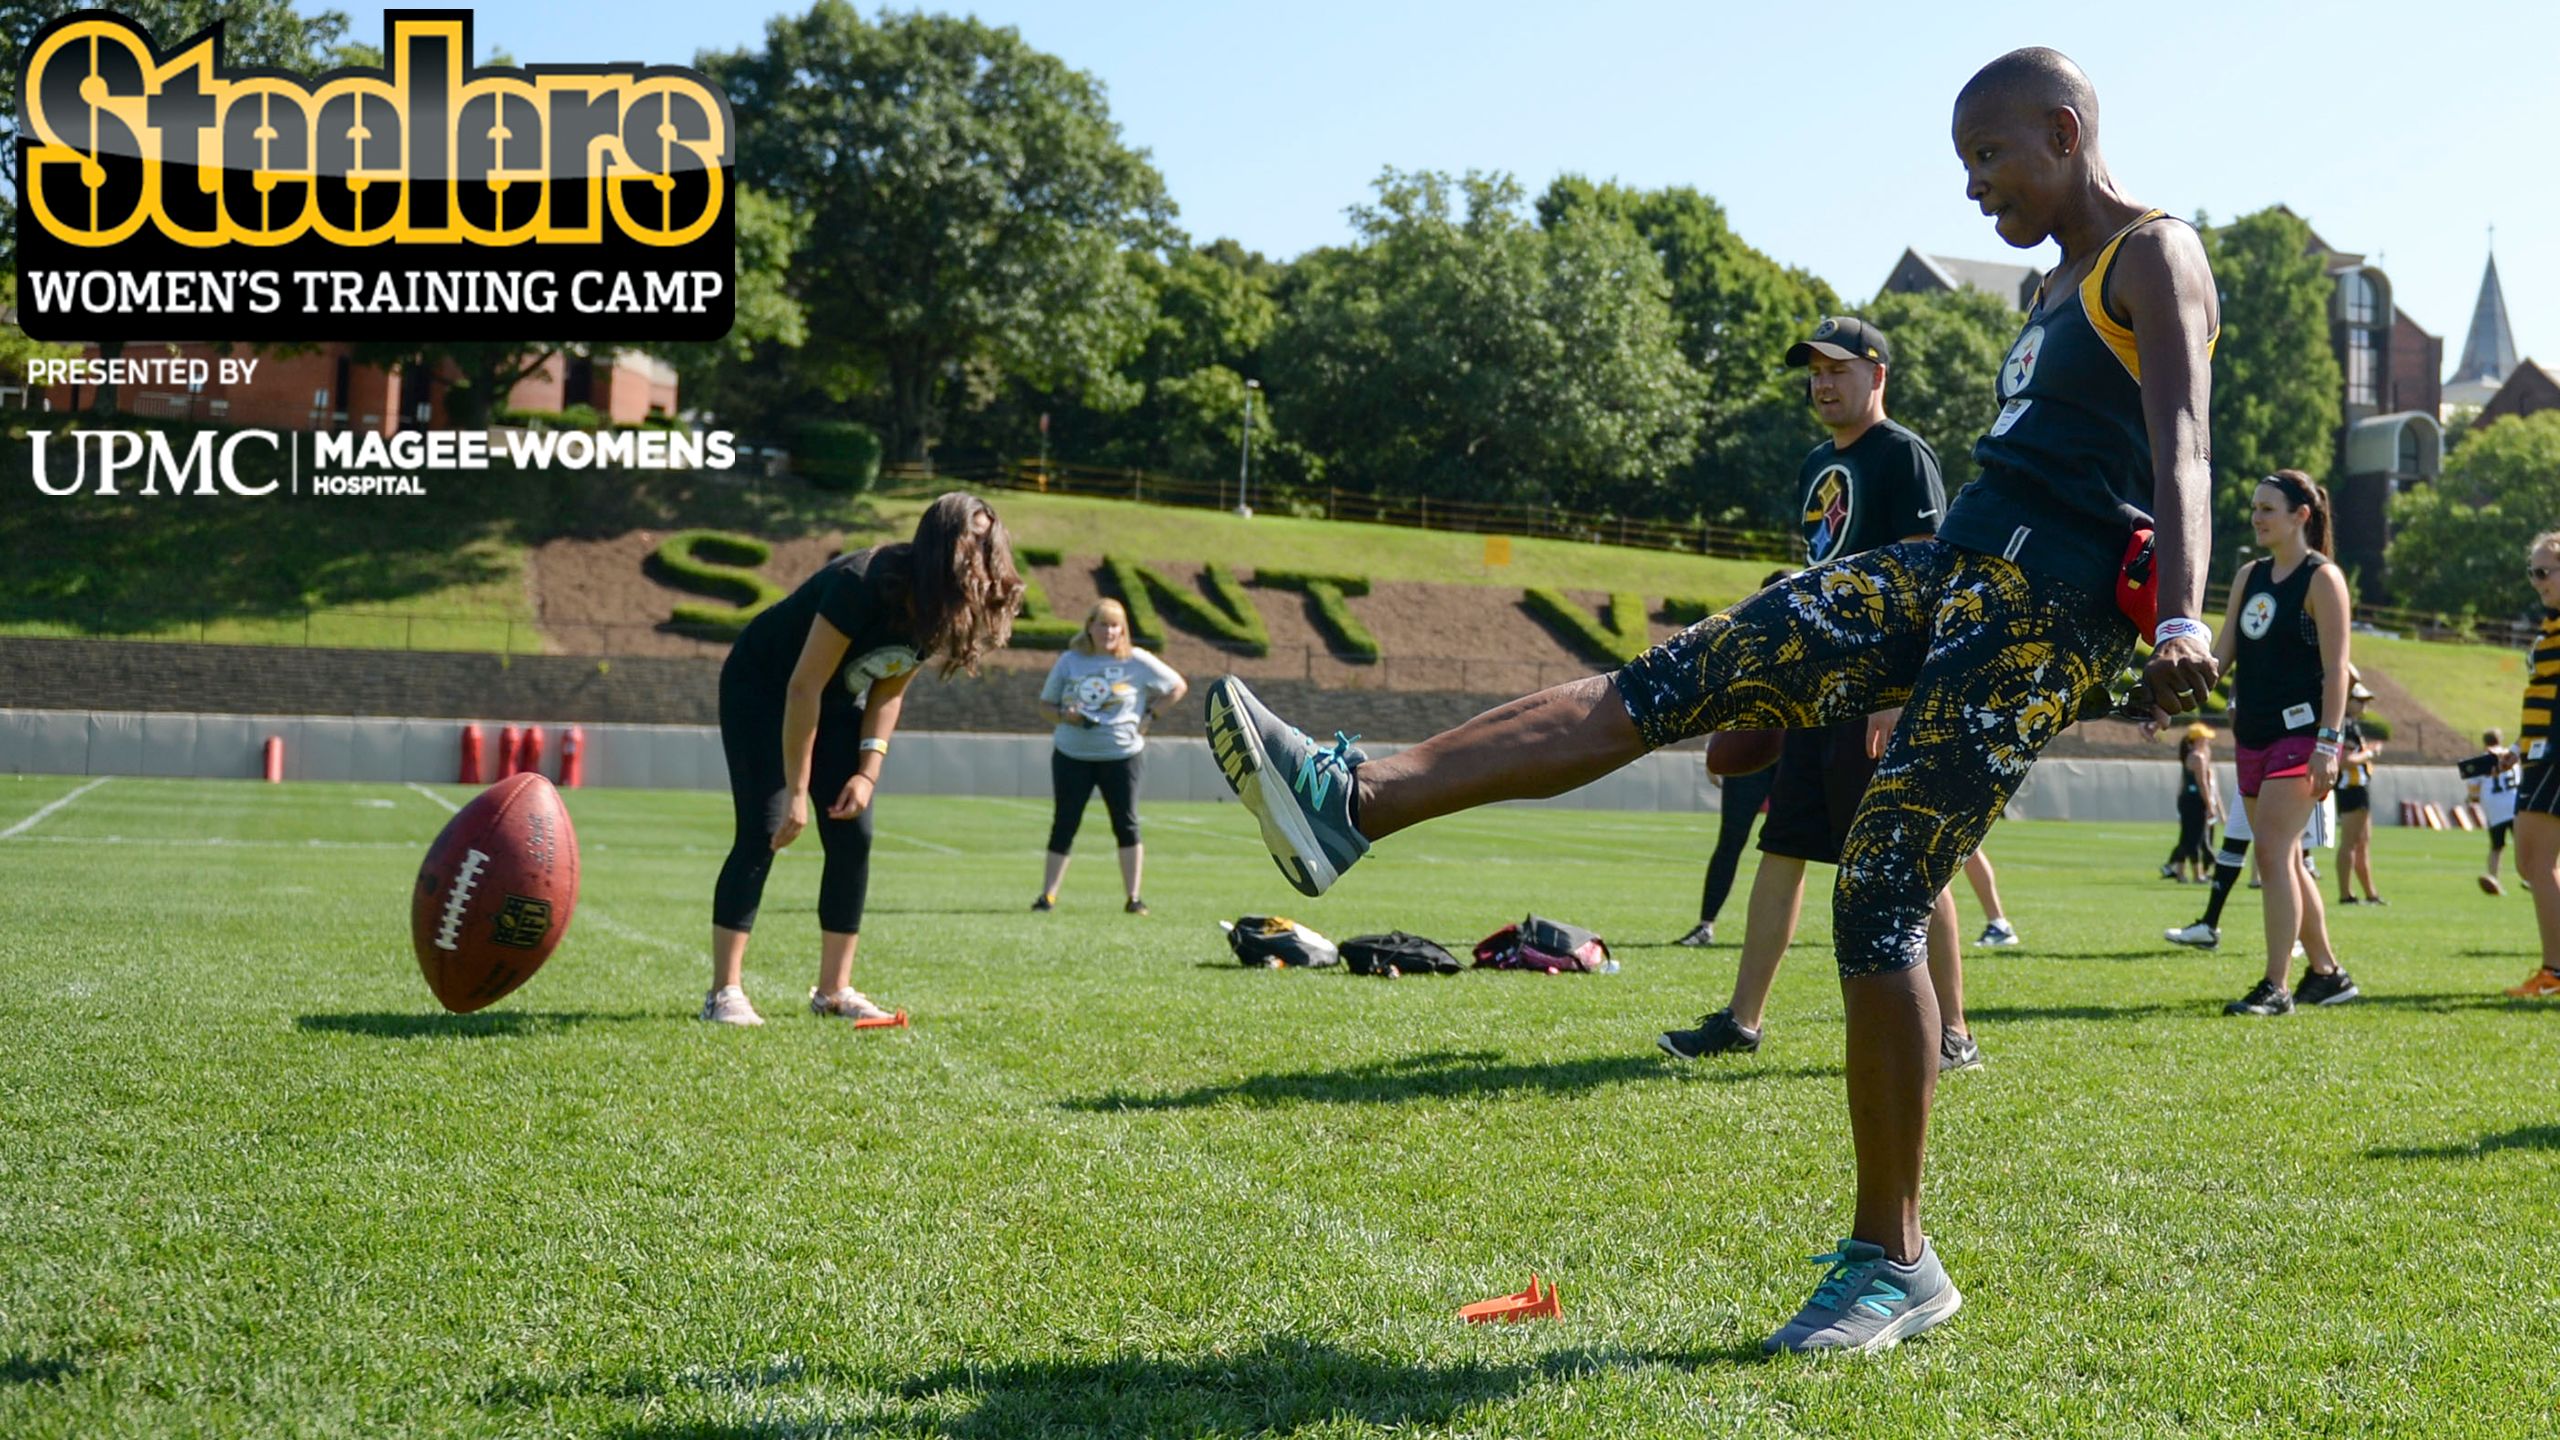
[1758,720,1880,866]
[2335,784,2370,814]
[2525,763,2560,819]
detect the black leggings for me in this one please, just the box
[1050,751,1145,852]
[712,655,874,935]
[2168,796,2213,868]
[1700,766,1775,922]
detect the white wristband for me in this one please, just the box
[2152,616,2212,647]
[859,737,890,755]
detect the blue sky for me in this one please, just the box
[361,1,2555,380]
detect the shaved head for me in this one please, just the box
[1956,47,2099,138]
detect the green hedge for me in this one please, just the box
[654,530,785,637]
[791,420,884,494]
[1009,546,1083,650]
[1662,595,1719,626]
[1523,588,1650,665]
[2359,714,2392,741]
[1105,557,1269,655]
[1253,569,1378,661]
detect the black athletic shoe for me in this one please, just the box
[2224,979,2295,1016]
[1939,1028,1984,1073]
[2364,896,2389,906]
[1124,898,1151,917]
[2335,895,2361,907]
[2160,864,2181,881]
[1658,1008,1760,1059]
[1674,922,1715,948]
[1031,894,1056,912]
[2295,967,2360,1006]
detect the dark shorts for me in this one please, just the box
[1616,541,2133,978]
[2335,784,2370,814]
[2491,819,2515,848]
[2526,763,2560,819]
[2235,734,2316,798]
[1759,721,1881,865]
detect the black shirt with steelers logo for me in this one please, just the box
[1798,418,1946,564]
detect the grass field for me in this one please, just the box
[3,775,2555,1438]
[864,490,1783,603]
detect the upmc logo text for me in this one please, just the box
[14,9,735,342]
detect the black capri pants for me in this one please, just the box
[1050,750,1146,852]
[2169,794,2213,869]
[712,652,875,935]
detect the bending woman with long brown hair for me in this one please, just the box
[699,493,1023,1026]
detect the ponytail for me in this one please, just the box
[2267,469,2330,556]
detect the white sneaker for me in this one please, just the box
[2165,921,2219,949]
[700,985,764,1026]
[2291,941,2307,962]
[810,987,896,1022]
[1976,920,2021,948]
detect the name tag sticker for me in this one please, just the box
[2532,740,2549,762]
[2282,702,2317,729]
[1989,398,2033,437]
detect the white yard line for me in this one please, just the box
[406,782,462,815]
[0,776,110,840]
[579,905,694,957]
[878,830,962,856]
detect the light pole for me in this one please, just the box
[1235,378,1259,518]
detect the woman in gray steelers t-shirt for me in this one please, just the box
[1033,598,1187,914]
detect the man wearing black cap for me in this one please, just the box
[1659,317,1979,1073]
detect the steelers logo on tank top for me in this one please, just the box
[2240,592,2278,640]
[1989,324,2045,438]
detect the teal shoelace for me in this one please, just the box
[1805,1246,1886,1310]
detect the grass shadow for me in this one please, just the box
[1,1350,80,1386]
[294,1010,661,1040]
[1063,1048,1831,1112]
[499,1337,1768,1438]
[2367,1124,2560,1160]
[2338,990,2530,1013]
[1964,1001,2188,1024]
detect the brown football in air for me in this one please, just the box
[411,772,580,1013]
[1706,728,1784,777]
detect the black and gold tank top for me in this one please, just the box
[1939,209,2217,587]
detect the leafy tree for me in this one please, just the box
[1265,170,1702,514]
[1537,180,1837,528]
[703,3,1174,461]
[2201,207,2344,570]
[1024,243,1282,482]
[2386,412,2560,621]
[1863,285,2020,476]
[640,186,812,433]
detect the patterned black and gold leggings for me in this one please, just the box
[1618,541,2134,978]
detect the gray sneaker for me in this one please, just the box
[1205,677,1370,897]
[1939,1028,1983,1073]
[1763,1238,1963,1355]
[1658,1007,1760,1059]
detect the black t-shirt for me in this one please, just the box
[1798,418,1946,564]
[730,546,923,706]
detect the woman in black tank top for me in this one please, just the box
[2208,471,2358,1015]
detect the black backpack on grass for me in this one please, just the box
[1340,931,1463,978]
[1219,916,1339,968]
